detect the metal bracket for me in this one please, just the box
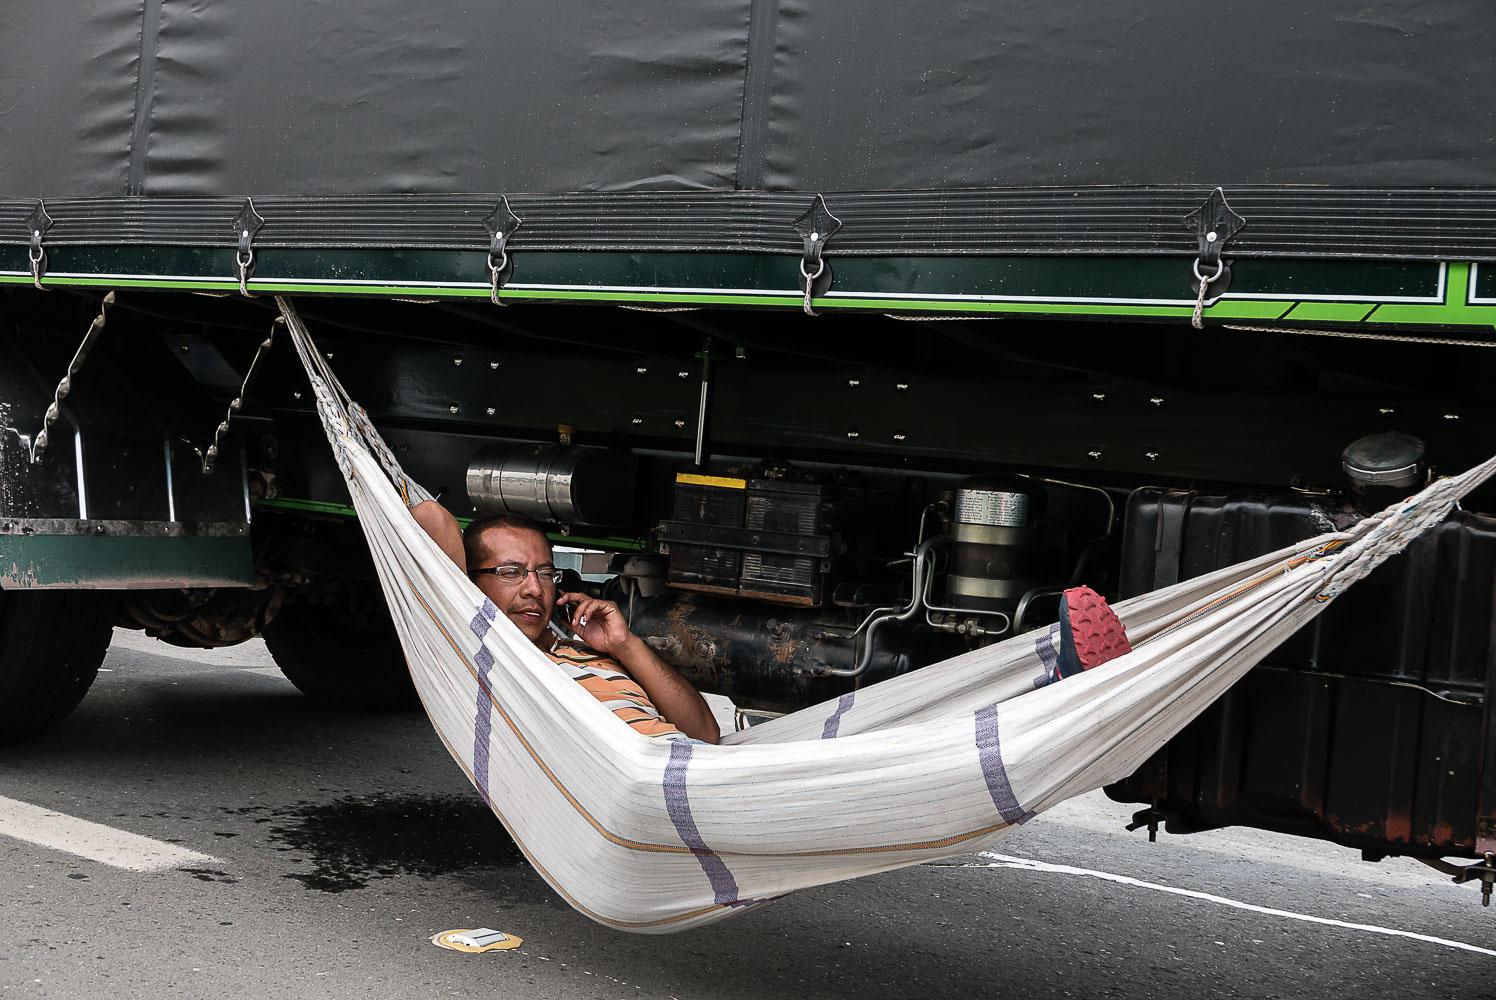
[26,201,53,290]
[196,316,280,474]
[692,337,713,468]
[483,197,522,306]
[232,198,265,298]
[1419,853,1496,907]
[793,194,841,316]
[1183,187,1244,328]
[25,291,114,463]
[1126,806,1167,843]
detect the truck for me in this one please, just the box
[2,0,1495,894]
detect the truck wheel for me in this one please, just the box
[0,589,117,744]
[261,600,419,711]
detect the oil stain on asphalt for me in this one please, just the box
[223,793,523,892]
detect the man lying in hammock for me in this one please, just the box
[411,501,721,743]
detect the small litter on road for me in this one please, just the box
[431,928,523,953]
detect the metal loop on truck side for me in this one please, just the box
[235,248,255,298]
[483,196,521,307]
[1190,257,1225,329]
[28,241,45,291]
[25,200,52,291]
[799,257,825,316]
[489,250,509,306]
[231,197,265,298]
[793,194,841,318]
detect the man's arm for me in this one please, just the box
[559,591,721,744]
[411,500,465,570]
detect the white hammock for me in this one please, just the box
[277,298,1496,933]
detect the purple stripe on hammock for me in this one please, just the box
[663,741,741,906]
[470,599,498,640]
[822,692,856,739]
[1033,623,1061,689]
[467,599,499,797]
[471,645,496,797]
[975,705,1031,824]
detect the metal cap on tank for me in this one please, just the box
[953,473,1042,528]
[1341,432,1426,489]
[945,473,1061,612]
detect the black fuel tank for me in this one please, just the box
[1110,488,1496,859]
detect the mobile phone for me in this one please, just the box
[550,601,576,637]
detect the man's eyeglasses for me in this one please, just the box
[469,564,564,585]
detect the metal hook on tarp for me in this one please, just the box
[794,194,841,317]
[26,201,53,291]
[1183,187,1244,329]
[232,198,265,298]
[484,197,522,306]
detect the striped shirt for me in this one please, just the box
[545,641,686,739]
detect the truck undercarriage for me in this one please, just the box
[3,283,1494,875]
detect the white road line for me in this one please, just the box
[0,795,220,872]
[962,852,1496,959]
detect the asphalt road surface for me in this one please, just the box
[2,631,1495,999]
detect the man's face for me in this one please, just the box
[471,526,558,647]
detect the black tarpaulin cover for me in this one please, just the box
[1,0,1491,199]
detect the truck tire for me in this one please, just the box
[0,589,117,744]
[261,600,419,711]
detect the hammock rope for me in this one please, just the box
[274,296,1496,933]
